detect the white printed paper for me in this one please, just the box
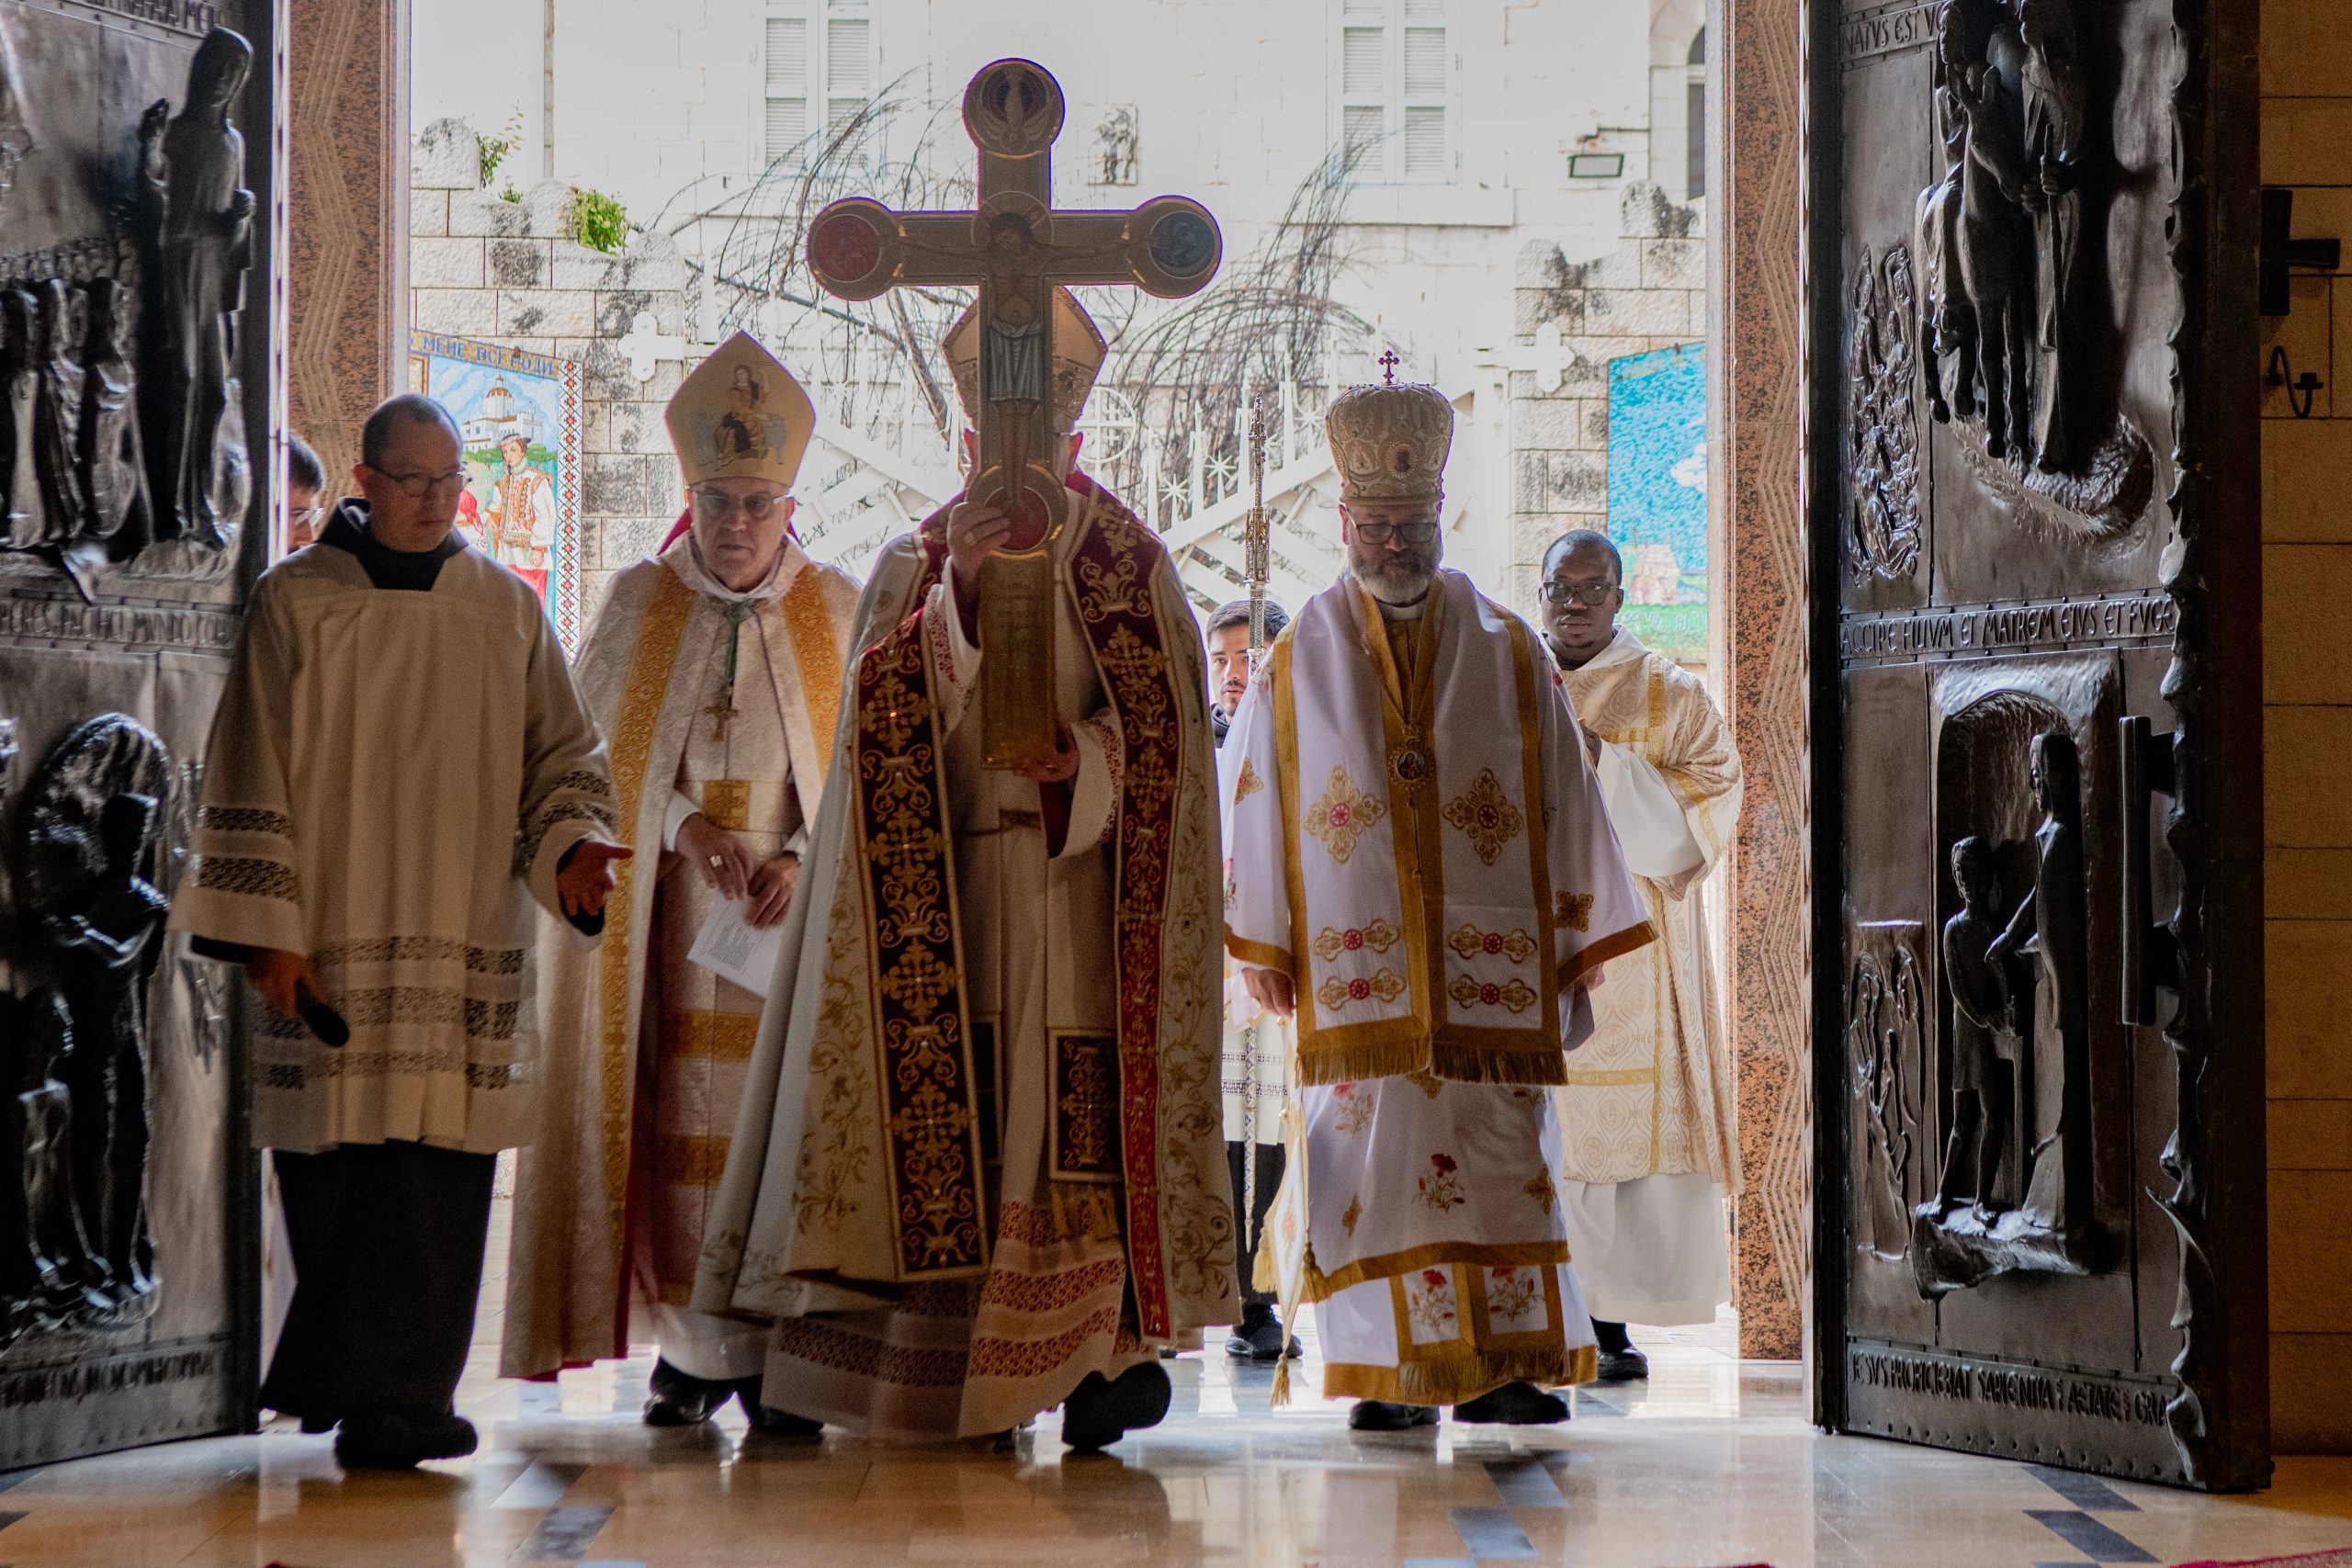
[686,897,785,998]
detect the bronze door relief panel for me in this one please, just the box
[1810,0,2265,1490]
[0,0,275,1469]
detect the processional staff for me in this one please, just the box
[802,58,1224,771]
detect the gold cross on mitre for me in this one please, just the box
[802,58,1224,770]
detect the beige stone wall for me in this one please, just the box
[2260,0,2352,1456]
[409,118,693,617]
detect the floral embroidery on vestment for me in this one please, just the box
[1441,766,1524,867]
[1303,764,1385,864]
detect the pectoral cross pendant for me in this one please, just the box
[706,689,738,742]
[707,602,752,741]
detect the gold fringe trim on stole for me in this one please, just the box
[1319,1344,1593,1406]
[1425,1036,1567,1087]
[1294,1032,1435,1089]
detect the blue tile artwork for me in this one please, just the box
[1604,343,1708,660]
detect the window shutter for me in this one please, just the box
[1341,26,1385,96]
[1343,106,1385,180]
[764,17,808,161]
[1402,106,1445,180]
[1401,27,1445,96]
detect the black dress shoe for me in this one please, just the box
[334,1407,479,1469]
[297,1412,339,1435]
[642,1358,734,1427]
[1453,1381,1569,1425]
[1223,1303,1304,1361]
[1060,1362,1173,1452]
[1594,1346,1650,1383]
[743,1401,823,1438]
[1347,1399,1439,1431]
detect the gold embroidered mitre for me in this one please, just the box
[944,286,1108,428]
[666,331,816,490]
[1324,379,1453,503]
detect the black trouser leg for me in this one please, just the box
[1225,1140,1285,1308]
[262,1141,497,1419]
[1591,1318,1633,1354]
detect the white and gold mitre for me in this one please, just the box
[665,332,816,490]
[944,286,1108,427]
[1324,377,1453,503]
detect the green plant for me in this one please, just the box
[565,186,630,254]
[476,109,524,193]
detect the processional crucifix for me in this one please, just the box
[805,59,1223,770]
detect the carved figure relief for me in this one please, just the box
[1848,922,1926,1261]
[139,28,254,550]
[1847,244,1925,579]
[77,276,150,552]
[15,715,172,1325]
[1916,0,2151,533]
[1,286,41,548]
[31,276,88,542]
[1915,701,2107,1295]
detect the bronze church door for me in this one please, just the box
[1806,0,2267,1488]
[0,0,277,1465]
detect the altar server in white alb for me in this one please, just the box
[1538,528,1744,1382]
[173,394,626,1470]
[1225,371,1652,1430]
[503,334,858,1432]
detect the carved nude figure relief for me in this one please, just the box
[1933,836,2020,1218]
[1,287,43,549]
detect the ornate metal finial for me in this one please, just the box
[1377,348,1400,385]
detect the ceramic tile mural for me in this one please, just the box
[1605,343,1707,660]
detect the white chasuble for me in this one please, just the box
[1551,626,1745,1325]
[1225,570,1648,1404]
[172,543,616,1156]
[503,536,856,1382]
[692,479,1238,1439]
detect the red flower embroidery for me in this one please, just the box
[1482,932,1505,954]
[1479,982,1502,1006]
[1421,1269,1449,1288]
[1342,929,1364,951]
[1329,803,1351,827]
[1347,977,1371,1000]
[1430,1153,1458,1174]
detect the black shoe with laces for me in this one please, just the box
[642,1357,735,1427]
[1594,1346,1650,1383]
[1060,1361,1172,1452]
[1223,1302,1303,1361]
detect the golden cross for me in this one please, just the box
[804,58,1224,770]
[705,691,737,741]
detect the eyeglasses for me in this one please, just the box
[1540,580,1618,606]
[290,504,324,527]
[370,467,466,499]
[1351,520,1439,546]
[691,487,786,523]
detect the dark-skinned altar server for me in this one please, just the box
[694,288,1238,1450]
[174,393,626,1470]
[1225,373,1650,1431]
[1539,528,1744,1382]
[503,335,858,1433]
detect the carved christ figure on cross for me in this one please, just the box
[805,58,1222,769]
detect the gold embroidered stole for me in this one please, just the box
[1067,492,1190,1340]
[594,569,697,1275]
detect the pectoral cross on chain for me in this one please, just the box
[706,601,753,741]
[804,57,1225,770]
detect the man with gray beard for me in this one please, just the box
[1223,371,1649,1430]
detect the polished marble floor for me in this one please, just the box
[4,1211,2350,1568]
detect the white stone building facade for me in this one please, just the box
[410,0,1709,620]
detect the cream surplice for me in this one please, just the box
[170,529,617,1155]
[692,477,1238,1440]
[1226,568,1651,1405]
[502,529,856,1382]
[1551,625,1745,1325]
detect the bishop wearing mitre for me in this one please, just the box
[1225,374,1651,1430]
[1538,528,1744,1381]
[502,335,859,1432]
[693,288,1237,1450]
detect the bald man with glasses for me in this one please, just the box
[1537,529,1745,1385]
[175,392,626,1468]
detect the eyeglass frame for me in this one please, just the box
[688,485,790,523]
[1539,579,1621,607]
[364,465,467,500]
[1349,519,1440,547]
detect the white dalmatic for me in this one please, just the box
[1552,626,1745,1325]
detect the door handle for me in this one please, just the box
[2120,715,2180,1026]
